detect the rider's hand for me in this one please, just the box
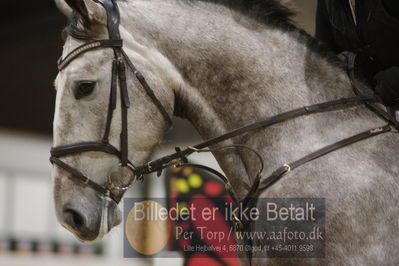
[337,51,379,86]
[374,67,399,109]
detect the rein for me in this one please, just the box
[134,94,385,177]
[134,95,398,229]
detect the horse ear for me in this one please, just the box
[55,0,73,19]
[63,0,89,20]
[61,0,107,26]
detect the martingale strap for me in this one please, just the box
[257,125,393,192]
[177,144,266,205]
[231,124,394,230]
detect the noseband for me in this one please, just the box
[50,0,172,203]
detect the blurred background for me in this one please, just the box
[0,0,316,265]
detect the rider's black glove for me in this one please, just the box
[374,67,399,109]
[337,51,380,86]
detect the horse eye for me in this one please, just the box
[75,81,96,100]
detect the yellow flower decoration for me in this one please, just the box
[176,178,190,193]
[188,173,203,188]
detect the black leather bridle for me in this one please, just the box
[51,0,398,219]
[50,0,172,203]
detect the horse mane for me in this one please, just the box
[192,0,342,67]
[197,0,296,25]
[204,0,341,68]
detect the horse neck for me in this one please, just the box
[120,0,383,198]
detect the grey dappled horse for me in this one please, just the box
[52,0,399,265]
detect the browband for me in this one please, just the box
[58,40,123,70]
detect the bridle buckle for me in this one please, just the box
[105,183,116,190]
[232,214,244,231]
[83,175,90,185]
[282,164,291,175]
[147,161,154,172]
[107,163,137,191]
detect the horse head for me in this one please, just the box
[52,0,173,242]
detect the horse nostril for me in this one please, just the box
[61,204,101,241]
[64,208,85,230]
